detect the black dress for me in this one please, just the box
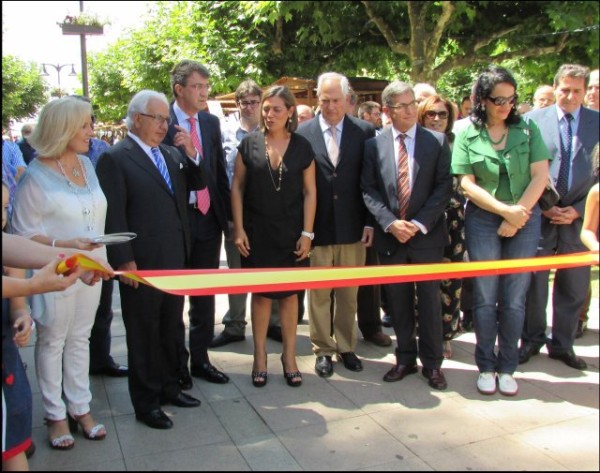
[237,131,314,299]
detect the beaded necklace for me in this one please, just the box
[56,156,96,231]
[265,137,283,192]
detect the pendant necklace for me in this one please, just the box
[56,157,96,231]
[265,137,283,192]
[486,126,507,145]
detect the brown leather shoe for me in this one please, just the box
[364,332,392,347]
[422,367,448,390]
[383,363,418,382]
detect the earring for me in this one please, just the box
[481,104,486,111]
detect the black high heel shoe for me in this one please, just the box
[280,355,302,387]
[251,353,268,387]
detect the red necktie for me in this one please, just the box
[188,116,211,214]
[397,133,410,220]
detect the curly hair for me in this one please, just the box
[471,65,520,128]
[417,95,456,142]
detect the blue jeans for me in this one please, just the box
[465,202,541,374]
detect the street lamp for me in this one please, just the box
[41,63,77,97]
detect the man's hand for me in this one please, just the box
[549,206,579,225]
[389,220,419,244]
[361,227,374,247]
[173,124,197,158]
[118,261,139,288]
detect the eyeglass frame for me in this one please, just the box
[138,112,170,125]
[238,100,261,108]
[387,100,418,111]
[424,110,449,120]
[486,94,518,106]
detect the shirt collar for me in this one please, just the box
[319,114,344,134]
[127,131,154,156]
[556,104,581,122]
[392,123,417,141]
[173,101,197,125]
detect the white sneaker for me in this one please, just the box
[498,373,518,396]
[477,372,497,395]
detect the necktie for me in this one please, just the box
[556,113,573,198]
[188,116,211,214]
[327,125,339,167]
[150,147,173,193]
[397,133,410,220]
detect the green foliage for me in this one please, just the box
[2,55,48,128]
[87,0,599,121]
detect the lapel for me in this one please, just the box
[307,116,332,170]
[124,136,174,197]
[378,128,398,197]
[198,112,212,170]
[547,106,562,157]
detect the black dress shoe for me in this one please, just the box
[337,352,364,372]
[136,409,173,429]
[422,367,448,391]
[518,343,541,364]
[548,350,588,370]
[267,326,283,342]
[210,331,246,348]
[315,355,333,378]
[363,332,392,347]
[381,314,392,328]
[178,373,193,390]
[383,363,418,382]
[162,392,201,408]
[90,360,129,377]
[191,363,230,384]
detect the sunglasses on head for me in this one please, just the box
[424,110,448,119]
[487,94,518,106]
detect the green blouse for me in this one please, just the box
[451,117,550,204]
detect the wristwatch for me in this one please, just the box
[301,231,315,240]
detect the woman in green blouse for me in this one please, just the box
[451,66,549,397]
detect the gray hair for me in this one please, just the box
[316,72,351,97]
[125,90,169,129]
[382,81,415,107]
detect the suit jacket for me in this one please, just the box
[526,105,599,246]
[297,115,375,246]
[164,104,231,236]
[96,135,193,270]
[362,125,452,255]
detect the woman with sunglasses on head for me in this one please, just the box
[417,96,464,359]
[451,66,550,396]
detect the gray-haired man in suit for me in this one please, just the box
[520,64,599,370]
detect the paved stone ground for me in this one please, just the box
[24,256,599,471]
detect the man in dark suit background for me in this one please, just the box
[297,72,377,378]
[520,64,599,370]
[163,60,231,387]
[361,80,452,390]
[96,90,201,429]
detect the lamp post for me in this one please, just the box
[41,63,77,97]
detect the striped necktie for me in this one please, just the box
[188,116,211,214]
[150,147,173,193]
[327,125,339,167]
[397,133,410,220]
[556,113,573,198]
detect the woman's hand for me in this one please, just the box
[31,256,82,294]
[234,229,250,258]
[294,235,312,261]
[68,237,103,251]
[497,220,518,238]
[503,205,531,229]
[12,312,34,347]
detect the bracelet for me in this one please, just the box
[51,239,57,247]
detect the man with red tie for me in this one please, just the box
[361,81,452,390]
[163,60,231,388]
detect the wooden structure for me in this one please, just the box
[215,76,389,116]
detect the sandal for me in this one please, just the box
[443,340,453,359]
[68,412,107,440]
[251,352,268,387]
[44,418,75,450]
[280,355,302,387]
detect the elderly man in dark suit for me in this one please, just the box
[96,90,202,429]
[520,64,599,370]
[163,60,231,388]
[297,72,378,378]
[362,80,452,390]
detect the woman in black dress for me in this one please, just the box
[232,86,316,387]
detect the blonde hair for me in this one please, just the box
[29,97,93,158]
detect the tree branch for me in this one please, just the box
[426,2,455,64]
[362,0,410,56]
[473,25,522,52]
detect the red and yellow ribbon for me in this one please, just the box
[59,251,598,296]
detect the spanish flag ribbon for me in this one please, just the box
[62,251,599,296]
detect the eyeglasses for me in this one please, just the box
[487,94,518,106]
[424,110,449,120]
[388,100,417,111]
[238,100,260,108]
[139,113,170,125]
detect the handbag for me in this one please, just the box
[538,178,560,210]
